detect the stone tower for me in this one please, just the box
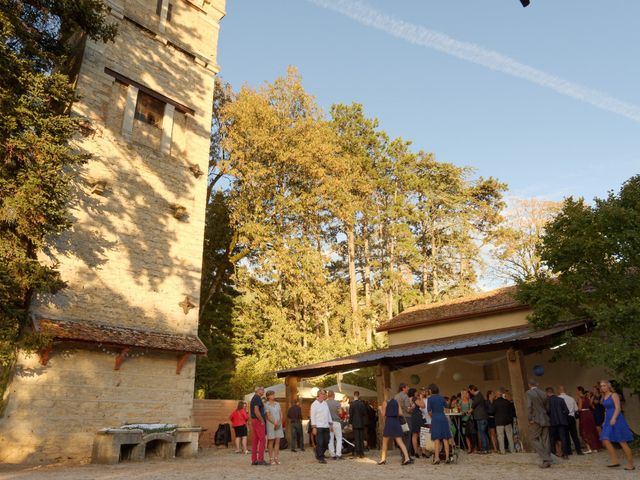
[0,0,225,463]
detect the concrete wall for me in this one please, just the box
[388,310,529,346]
[0,0,225,464]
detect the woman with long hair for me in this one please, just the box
[264,390,284,465]
[599,380,634,471]
[460,389,475,453]
[410,388,427,458]
[378,388,411,465]
[576,386,601,453]
[229,400,249,454]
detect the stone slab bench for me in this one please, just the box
[92,425,203,464]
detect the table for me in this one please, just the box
[445,412,465,449]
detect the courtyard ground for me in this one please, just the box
[0,448,636,479]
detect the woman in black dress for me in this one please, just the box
[378,388,411,465]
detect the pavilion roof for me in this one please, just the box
[377,286,527,333]
[276,320,588,378]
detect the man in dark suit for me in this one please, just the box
[493,388,515,454]
[349,391,367,458]
[526,379,552,468]
[546,386,570,458]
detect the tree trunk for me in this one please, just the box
[363,222,372,346]
[347,224,360,339]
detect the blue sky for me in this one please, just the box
[217,0,639,203]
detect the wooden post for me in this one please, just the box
[284,375,299,447]
[375,363,390,450]
[506,348,530,452]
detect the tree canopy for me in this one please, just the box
[517,175,640,393]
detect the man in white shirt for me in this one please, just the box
[558,385,583,455]
[326,390,344,460]
[310,389,333,464]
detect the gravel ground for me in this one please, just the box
[0,448,636,480]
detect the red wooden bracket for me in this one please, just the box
[114,347,130,370]
[39,347,52,366]
[176,353,190,375]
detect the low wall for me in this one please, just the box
[193,399,312,448]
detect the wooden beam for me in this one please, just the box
[176,353,191,375]
[284,375,299,445]
[39,347,52,366]
[114,347,130,370]
[375,363,390,450]
[506,348,530,452]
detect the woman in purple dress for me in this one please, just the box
[599,380,634,470]
[377,388,411,465]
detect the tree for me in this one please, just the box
[492,198,562,282]
[0,1,115,371]
[517,176,640,393]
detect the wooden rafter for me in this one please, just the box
[114,347,130,370]
[176,353,190,375]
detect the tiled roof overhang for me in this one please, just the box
[377,286,527,333]
[34,317,207,354]
[276,320,589,378]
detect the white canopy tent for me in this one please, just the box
[324,382,377,400]
[243,381,348,403]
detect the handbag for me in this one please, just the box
[419,426,433,449]
[400,416,410,433]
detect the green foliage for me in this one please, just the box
[0,1,115,368]
[518,176,640,393]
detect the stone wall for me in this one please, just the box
[0,0,225,463]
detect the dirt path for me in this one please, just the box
[0,448,636,479]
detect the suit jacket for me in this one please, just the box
[547,395,569,426]
[493,397,514,426]
[349,399,368,429]
[471,392,488,420]
[526,387,550,427]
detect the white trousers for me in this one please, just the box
[328,421,343,457]
[496,424,515,453]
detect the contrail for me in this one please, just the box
[309,0,640,123]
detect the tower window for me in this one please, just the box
[134,92,164,128]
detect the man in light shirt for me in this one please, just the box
[326,390,344,460]
[310,389,333,464]
[558,385,583,455]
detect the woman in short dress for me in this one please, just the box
[410,388,427,458]
[229,400,249,454]
[378,388,411,465]
[576,386,601,452]
[427,383,452,464]
[264,390,284,465]
[599,380,634,471]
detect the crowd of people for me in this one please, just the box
[231,379,635,470]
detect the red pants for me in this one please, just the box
[251,418,266,462]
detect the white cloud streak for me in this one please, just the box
[309,0,640,123]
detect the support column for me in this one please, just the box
[284,375,299,447]
[507,348,530,452]
[375,363,390,449]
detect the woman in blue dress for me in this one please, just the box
[378,388,411,465]
[599,380,634,470]
[427,383,452,464]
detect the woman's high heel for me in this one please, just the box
[377,459,387,465]
[401,457,411,466]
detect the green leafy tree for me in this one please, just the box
[517,176,640,393]
[0,1,115,370]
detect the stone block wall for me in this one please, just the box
[0,0,225,463]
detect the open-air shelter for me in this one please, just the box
[275,287,629,450]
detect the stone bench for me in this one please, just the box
[92,426,202,464]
